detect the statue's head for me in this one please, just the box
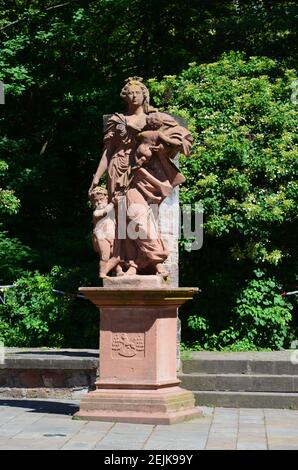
[120,77,150,113]
[145,112,164,130]
[90,186,108,209]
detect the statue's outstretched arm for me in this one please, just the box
[88,148,108,195]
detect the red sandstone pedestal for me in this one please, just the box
[74,284,201,424]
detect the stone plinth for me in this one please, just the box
[75,286,201,424]
[102,274,168,289]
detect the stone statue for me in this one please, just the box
[88,77,193,278]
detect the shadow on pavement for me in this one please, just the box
[0,399,79,415]
[10,351,98,358]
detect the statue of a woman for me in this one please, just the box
[88,77,193,278]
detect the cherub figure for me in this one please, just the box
[89,186,123,278]
[135,113,164,167]
[135,112,187,168]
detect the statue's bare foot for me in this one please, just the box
[125,266,137,276]
[99,272,109,279]
[116,266,124,277]
[156,263,169,278]
[99,260,109,279]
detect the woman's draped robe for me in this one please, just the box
[104,112,193,273]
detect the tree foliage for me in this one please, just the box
[0,1,297,348]
[149,52,297,349]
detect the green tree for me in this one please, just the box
[149,52,297,349]
[0,140,32,282]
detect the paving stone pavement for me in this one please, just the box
[0,398,298,450]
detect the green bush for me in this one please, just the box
[186,271,293,350]
[231,272,294,349]
[0,269,66,346]
[0,268,98,347]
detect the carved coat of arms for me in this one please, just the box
[112,333,145,358]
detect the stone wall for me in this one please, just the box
[0,349,98,399]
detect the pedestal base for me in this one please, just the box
[74,386,201,424]
[76,286,200,424]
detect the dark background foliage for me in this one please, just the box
[0,1,297,348]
